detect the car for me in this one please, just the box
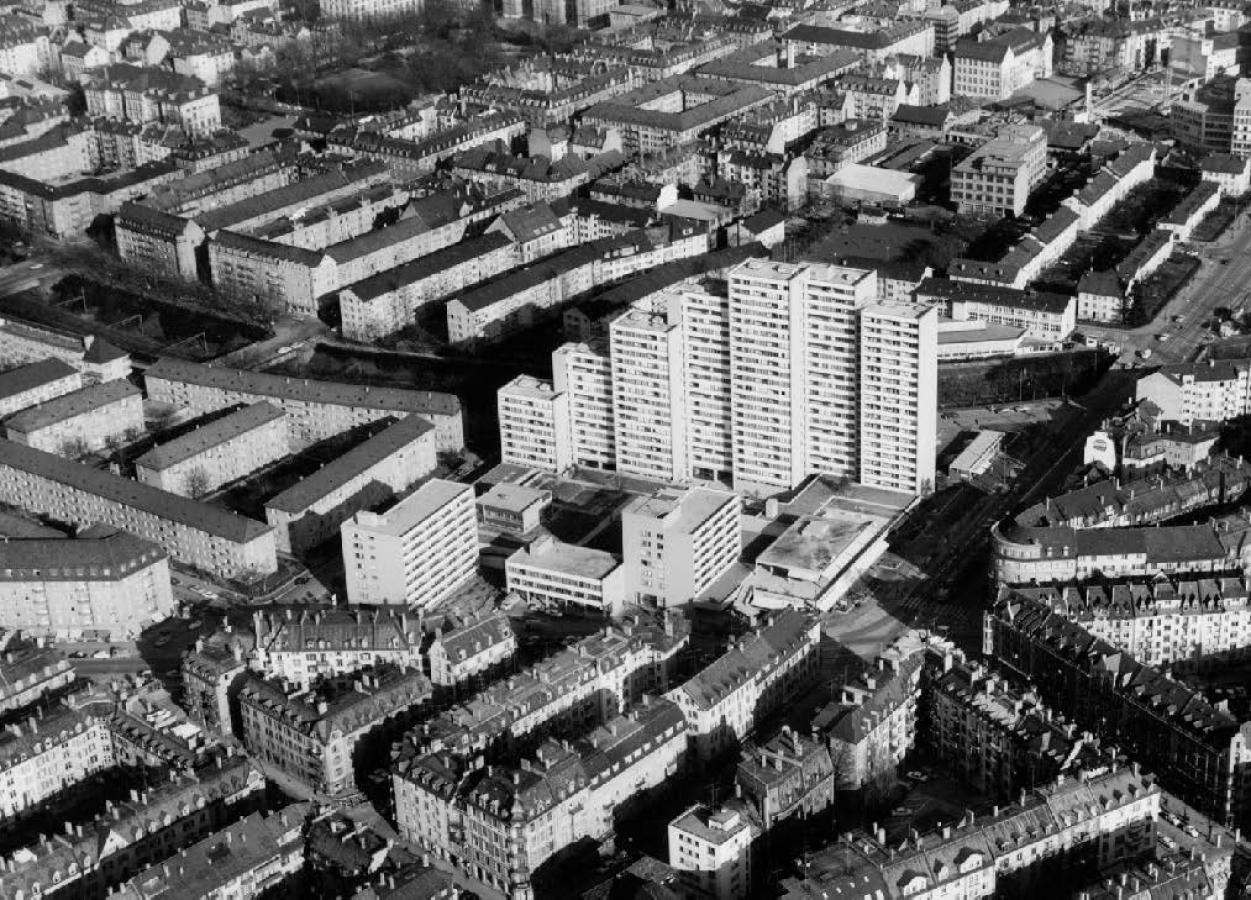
[891,806,913,817]
[1156,333,1170,342]
[906,770,930,782]
[1173,315,1185,323]
[92,649,110,659]
[27,262,42,270]
[278,345,295,354]
[1184,825,1201,838]
[69,651,86,659]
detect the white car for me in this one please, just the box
[1156,333,1170,342]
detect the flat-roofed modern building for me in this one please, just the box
[505,533,626,616]
[135,402,288,496]
[858,302,938,494]
[497,374,571,472]
[622,485,741,607]
[0,439,277,577]
[2,379,143,456]
[341,479,477,608]
[475,481,551,536]
[0,526,175,639]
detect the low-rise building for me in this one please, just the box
[136,401,288,496]
[475,481,550,537]
[342,479,478,609]
[917,277,1076,342]
[240,666,430,799]
[505,533,626,616]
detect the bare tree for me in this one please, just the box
[184,468,212,499]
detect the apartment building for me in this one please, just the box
[3,379,143,456]
[0,527,174,640]
[1135,358,1251,426]
[207,230,337,317]
[394,612,687,760]
[782,767,1160,898]
[1012,576,1251,666]
[427,612,516,689]
[181,630,248,736]
[0,696,114,818]
[991,519,1248,587]
[264,414,437,554]
[621,485,741,607]
[859,302,938,494]
[0,439,277,577]
[736,726,836,832]
[84,64,221,138]
[143,356,463,453]
[0,639,74,714]
[135,401,287,496]
[497,374,572,472]
[0,755,268,899]
[394,697,687,900]
[338,232,519,342]
[610,305,688,482]
[952,29,1053,101]
[342,479,477,608]
[1015,458,1251,530]
[553,340,616,471]
[986,591,1251,826]
[121,803,310,900]
[668,805,755,900]
[927,650,1099,801]
[505,534,626,616]
[0,324,129,385]
[917,277,1077,342]
[115,202,206,280]
[240,667,430,798]
[951,124,1048,217]
[0,358,82,417]
[251,606,422,687]
[784,22,936,65]
[668,609,821,758]
[816,634,926,789]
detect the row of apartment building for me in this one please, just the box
[498,259,938,496]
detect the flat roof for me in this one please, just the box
[510,537,621,580]
[624,486,737,535]
[478,482,549,514]
[348,478,471,536]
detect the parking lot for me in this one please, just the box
[937,399,1070,456]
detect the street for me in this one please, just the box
[1083,212,1251,364]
